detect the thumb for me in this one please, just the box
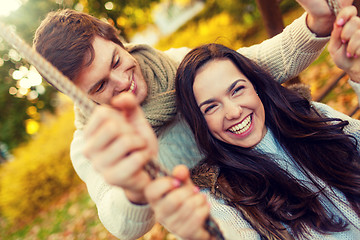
[110,92,158,155]
[172,165,191,184]
[338,0,354,8]
[110,92,150,128]
[110,92,142,118]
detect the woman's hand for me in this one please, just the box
[145,165,212,240]
[328,5,360,82]
[297,0,354,37]
[83,92,158,204]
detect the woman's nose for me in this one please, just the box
[225,102,242,120]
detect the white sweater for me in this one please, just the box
[70,13,344,239]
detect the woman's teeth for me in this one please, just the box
[228,115,251,134]
[128,79,135,92]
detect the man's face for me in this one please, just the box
[74,36,148,105]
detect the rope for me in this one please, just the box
[327,0,340,16]
[0,21,224,240]
[0,22,95,117]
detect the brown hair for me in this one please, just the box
[176,43,360,238]
[33,9,124,81]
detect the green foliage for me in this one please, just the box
[156,0,300,51]
[0,105,81,224]
[0,0,165,153]
[0,56,57,151]
[0,0,70,152]
[156,12,257,50]
[73,0,161,41]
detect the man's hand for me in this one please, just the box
[145,165,212,240]
[83,92,158,204]
[297,0,353,37]
[328,5,360,82]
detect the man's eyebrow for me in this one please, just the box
[87,49,117,94]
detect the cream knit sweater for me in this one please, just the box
[70,13,340,239]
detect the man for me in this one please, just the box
[33,1,353,239]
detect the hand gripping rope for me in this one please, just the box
[0,15,225,240]
[0,1,340,239]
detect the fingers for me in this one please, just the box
[145,166,212,239]
[104,151,152,189]
[166,194,211,239]
[84,105,129,137]
[337,6,358,43]
[329,6,359,56]
[111,92,147,124]
[172,164,191,182]
[82,104,154,195]
[347,29,360,58]
[340,13,360,58]
[329,5,360,82]
[84,123,146,168]
[111,92,158,156]
[338,0,354,8]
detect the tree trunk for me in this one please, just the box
[354,0,360,16]
[255,0,284,37]
[255,0,300,84]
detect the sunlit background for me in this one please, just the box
[0,0,23,16]
[0,1,359,239]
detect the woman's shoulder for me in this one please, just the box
[311,101,355,121]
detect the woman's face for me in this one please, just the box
[193,59,267,148]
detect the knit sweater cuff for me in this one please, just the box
[111,187,154,222]
[348,78,360,106]
[291,13,330,53]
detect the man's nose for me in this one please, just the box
[111,73,130,96]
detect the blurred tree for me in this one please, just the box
[177,0,298,33]
[255,0,284,37]
[73,0,161,41]
[0,0,162,154]
[0,0,68,152]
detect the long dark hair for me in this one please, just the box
[175,43,360,238]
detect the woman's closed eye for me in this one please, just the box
[232,86,244,96]
[204,104,218,114]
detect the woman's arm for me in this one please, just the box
[144,165,262,240]
[238,13,328,83]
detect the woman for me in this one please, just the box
[145,7,360,240]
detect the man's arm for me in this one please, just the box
[70,93,159,239]
[70,129,156,240]
[238,11,329,83]
[238,0,354,83]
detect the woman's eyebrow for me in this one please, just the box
[198,79,247,108]
[199,98,216,108]
[226,79,246,93]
